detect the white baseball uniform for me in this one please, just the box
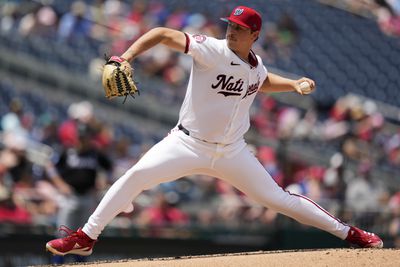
[82,33,349,240]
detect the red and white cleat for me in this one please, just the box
[345,226,383,248]
[46,226,96,256]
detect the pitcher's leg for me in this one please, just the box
[82,133,204,240]
[214,147,349,239]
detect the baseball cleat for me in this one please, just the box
[46,226,96,256]
[345,226,383,248]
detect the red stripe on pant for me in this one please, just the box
[286,190,348,227]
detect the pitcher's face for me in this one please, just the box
[226,21,258,50]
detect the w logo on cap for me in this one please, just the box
[234,8,244,16]
[222,6,262,31]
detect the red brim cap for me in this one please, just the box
[221,6,262,32]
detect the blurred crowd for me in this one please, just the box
[0,0,400,248]
[0,0,300,86]
[321,0,400,36]
[252,94,400,168]
[1,83,400,247]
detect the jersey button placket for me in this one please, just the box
[223,67,248,142]
[224,70,249,143]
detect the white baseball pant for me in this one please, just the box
[82,129,349,240]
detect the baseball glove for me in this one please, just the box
[102,56,139,102]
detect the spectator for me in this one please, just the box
[0,143,32,225]
[0,190,32,225]
[385,130,400,166]
[0,133,57,226]
[276,12,300,59]
[2,133,32,186]
[257,146,284,186]
[54,122,113,227]
[285,165,326,203]
[0,2,18,33]
[49,122,112,263]
[345,160,388,226]
[58,101,95,148]
[375,0,400,36]
[1,98,27,137]
[136,192,189,237]
[58,1,93,41]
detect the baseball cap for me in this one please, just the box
[221,6,262,31]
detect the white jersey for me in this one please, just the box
[178,33,268,145]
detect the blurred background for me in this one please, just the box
[0,0,400,265]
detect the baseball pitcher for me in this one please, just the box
[46,6,383,256]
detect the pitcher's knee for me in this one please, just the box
[119,168,150,189]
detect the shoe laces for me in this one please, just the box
[58,225,79,241]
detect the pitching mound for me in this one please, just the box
[64,249,399,267]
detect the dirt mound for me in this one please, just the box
[63,249,400,267]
